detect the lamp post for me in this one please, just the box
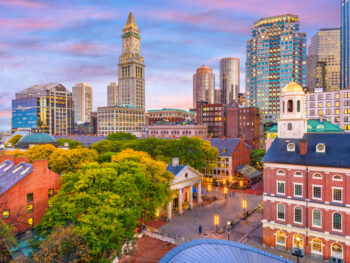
[223,186,228,199]
[226,221,231,241]
[242,198,247,216]
[214,214,219,234]
[292,236,303,263]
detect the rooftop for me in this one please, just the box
[15,133,59,149]
[266,119,344,133]
[148,108,195,114]
[166,164,186,177]
[205,138,241,156]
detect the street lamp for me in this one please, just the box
[223,186,228,199]
[242,198,247,216]
[214,214,219,234]
[292,236,303,263]
[226,221,231,241]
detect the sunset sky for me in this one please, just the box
[0,0,339,130]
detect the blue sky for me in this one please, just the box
[0,0,339,130]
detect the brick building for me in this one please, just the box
[148,124,207,138]
[0,156,60,233]
[262,81,350,262]
[147,109,196,125]
[226,106,260,149]
[196,103,225,137]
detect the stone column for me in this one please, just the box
[167,201,172,220]
[198,182,202,203]
[189,185,193,209]
[178,188,183,215]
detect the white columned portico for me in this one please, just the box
[198,182,202,203]
[178,188,183,215]
[167,201,172,219]
[189,185,193,208]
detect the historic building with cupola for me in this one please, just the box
[262,81,350,263]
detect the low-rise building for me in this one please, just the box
[147,109,196,125]
[148,124,207,138]
[0,156,60,233]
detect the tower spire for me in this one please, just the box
[123,10,139,34]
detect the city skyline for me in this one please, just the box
[0,0,339,130]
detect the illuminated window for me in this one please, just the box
[276,230,286,246]
[293,234,303,248]
[312,239,322,254]
[27,217,34,227]
[2,210,9,219]
[318,110,323,115]
[27,204,33,213]
[332,243,343,259]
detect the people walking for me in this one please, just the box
[199,225,202,234]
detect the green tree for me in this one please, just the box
[57,138,84,149]
[6,134,22,147]
[90,140,112,154]
[106,132,137,141]
[0,220,16,263]
[250,149,266,170]
[97,152,116,163]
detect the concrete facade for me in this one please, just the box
[148,124,207,138]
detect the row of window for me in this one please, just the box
[276,170,342,181]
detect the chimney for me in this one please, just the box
[172,157,179,167]
[300,140,307,155]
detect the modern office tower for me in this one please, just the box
[193,65,215,108]
[246,14,307,123]
[12,83,73,135]
[118,11,145,110]
[220,58,240,105]
[342,0,350,89]
[214,89,222,104]
[72,83,93,123]
[107,82,118,106]
[307,28,341,92]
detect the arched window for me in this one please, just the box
[288,123,292,130]
[311,239,322,254]
[277,203,285,220]
[283,101,285,113]
[331,243,343,259]
[333,213,342,230]
[277,170,285,176]
[293,234,303,248]
[312,209,321,227]
[294,171,303,177]
[313,173,322,179]
[288,100,293,112]
[297,100,300,112]
[332,175,342,181]
[276,231,286,246]
[294,206,302,223]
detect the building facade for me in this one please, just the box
[214,89,222,104]
[107,82,118,106]
[246,14,307,123]
[262,81,350,263]
[220,58,240,105]
[72,83,93,123]
[341,0,350,89]
[147,109,196,125]
[97,105,145,136]
[148,124,207,138]
[306,89,350,132]
[307,28,341,92]
[12,83,73,135]
[0,156,60,233]
[196,103,225,137]
[118,11,145,110]
[193,65,215,108]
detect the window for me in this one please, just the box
[276,231,286,246]
[333,188,342,202]
[294,171,302,177]
[287,142,295,151]
[27,204,33,213]
[293,234,303,248]
[294,184,303,197]
[27,193,33,203]
[294,206,302,223]
[316,143,325,153]
[288,100,293,112]
[333,213,342,231]
[2,210,9,219]
[313,186,322,199]
[318,110,323,115]
[277,203,285,220]
[332,175,342,181]
[313,173,322,179]
[277,182,285,195]
[48,189,54,198]
[27,217,33,227]
[312,239,322,255]
[277,170,285,176]
[312,209,321,227]
[331,243,343,259]
[287,123,292,130]
[297,100,300,112]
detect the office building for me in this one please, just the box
[107,82,118,106]
[12,83,73,135]
[220,58,240,105]
[214,89,222,104]
[193,65,215,108]
[246,14,307,123]
[118,11,145,110]
[196,103,225,137]
[342,0,350,89]
[307,28,340,92]
[72,83,93,123]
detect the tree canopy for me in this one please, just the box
[106,132,137,141]
[6,134,22,147]
[250,149,266,170]
[0,220,16,262]
[56,138,84,149]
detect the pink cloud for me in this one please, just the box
[0,111,11,118]
[52,42,117,56]
[0,0,47,9]
[147,94,192,111]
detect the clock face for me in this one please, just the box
[133,41,140,53]
[124,39,130,50]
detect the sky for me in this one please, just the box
[0,0,339,130]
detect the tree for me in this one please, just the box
[6,134,22,147]
[250,149,266,170]
[32,225,91,263]
[97,152,116,163]
[90,140,112,154]
[48,148,98,174]
[57,138,84,149]
[28,144,57,162]
[106,132,137,141]
[0,149,28,157]
[0,220,16,263]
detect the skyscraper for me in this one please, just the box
[72,83,93,123]
[220,58,240,105]
[118,11,145,109]
[107,82,118,106]
[307,28,340,92]
[342,0,350,89]
[246,14,307,123]
[193,65,215,108]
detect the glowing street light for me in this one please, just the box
[223,186,228,199]
[214,214,220,234]
[227,221,231,240]
[242,199,247,215]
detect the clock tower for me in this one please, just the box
[118,11,145,110]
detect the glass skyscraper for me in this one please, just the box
[341,0,350,89]
[246,14,307,123]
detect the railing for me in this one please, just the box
[142,230,176,244]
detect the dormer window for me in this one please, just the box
[316,143,325,153]
[287,143,295,152]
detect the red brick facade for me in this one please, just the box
[263,163,350,262]
[196,103,225,137]
[0,156,60,233]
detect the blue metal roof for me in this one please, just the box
[262,133,350,168]
[160,239,293,263]
[205,138,240,156]
[54,135,107,147]
[0,161,33,195]
[166,164,187,177]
